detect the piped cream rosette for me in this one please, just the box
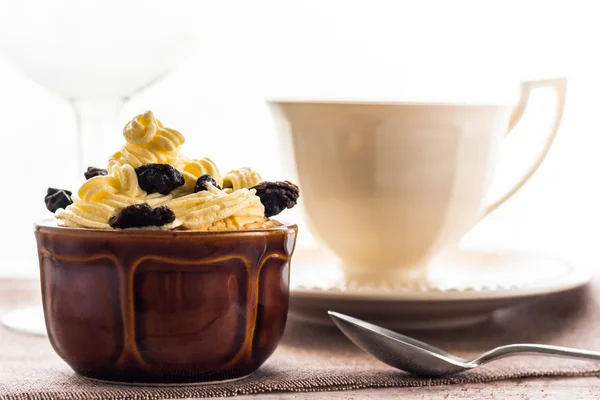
[56,165,173,229]
[169,183,274,230]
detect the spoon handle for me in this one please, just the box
[472,344,600,366]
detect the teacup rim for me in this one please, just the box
[266,98,514,108]
[34,218,298,237]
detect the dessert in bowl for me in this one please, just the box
[36,111,299,384]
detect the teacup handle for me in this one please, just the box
[483,77,567,218]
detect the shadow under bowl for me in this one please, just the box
[35,220,298,384]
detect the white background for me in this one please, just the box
[0,0,599,278]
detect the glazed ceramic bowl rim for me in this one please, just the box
[35,219,297,238]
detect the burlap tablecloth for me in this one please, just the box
[1,278,599,399]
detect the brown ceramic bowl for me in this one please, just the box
[35,220,297,384]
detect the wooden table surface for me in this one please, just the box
[3,279,600,399]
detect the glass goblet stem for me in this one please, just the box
[70,98,125,172]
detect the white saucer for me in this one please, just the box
[2,306,47,336]
[289,247,591,330]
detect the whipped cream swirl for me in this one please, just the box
[109,111,185,170]
[56,165,172,229]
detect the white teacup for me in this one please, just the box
[269,78,566,286]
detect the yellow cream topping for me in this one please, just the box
[169,183,266,230]
[222,167,263,191]
[56,111,270,231]
[175,157,223,191]
[56,165,173,229]
[108,111,185,170]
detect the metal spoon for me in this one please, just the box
[328,311,600,377]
